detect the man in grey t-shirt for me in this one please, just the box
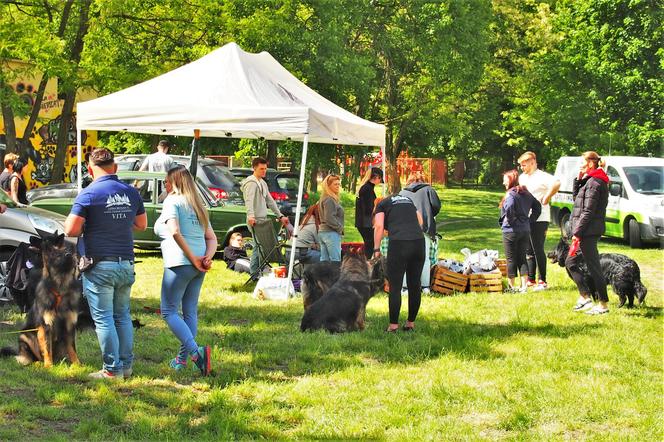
[140,140,174,173]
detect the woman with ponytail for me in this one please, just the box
[155,166,218,375]
[499,169,541,292]
[566,151,610,315]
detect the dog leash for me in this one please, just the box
[0,328,39,335]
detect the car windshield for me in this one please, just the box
[202,164,240,188]
[276,175,299,191]
[623,166,663,195]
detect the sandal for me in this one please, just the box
[402,324,414,332]
[385,326,399,333]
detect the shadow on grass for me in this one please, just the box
[154,300,605,387]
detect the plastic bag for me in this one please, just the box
[252,274,295,300]
[460,248,499,274]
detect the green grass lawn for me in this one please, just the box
[0,188,661,440]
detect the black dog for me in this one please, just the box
[301,261,341,312]
[548,238,647,308]
[300,253,385,333]
[1,233,82,366]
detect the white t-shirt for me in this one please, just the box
[519,169,557,222]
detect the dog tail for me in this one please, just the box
[0,346,17,357]
[635,281,647,304]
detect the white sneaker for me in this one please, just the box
[401,289,408,297]
[573,298,593,312]
[533,281,548,291]
[585,305,609,315]
[422,288,431,295]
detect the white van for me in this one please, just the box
[550,156,664,248]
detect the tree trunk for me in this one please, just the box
[0,99,18,154]
[453,159,465,187]
[266,140,278,169]
[309,164,318,193]
[51,1,90,184]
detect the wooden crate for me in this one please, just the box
[495,258,507,277]
[431,265,469,295]
[469,269,504,293]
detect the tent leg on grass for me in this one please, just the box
[287,133,309,283]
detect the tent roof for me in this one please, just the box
[77,42,385,147]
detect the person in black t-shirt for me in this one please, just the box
[373,194,424,332]
[355,167,383,258]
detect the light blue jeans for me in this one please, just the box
[82,260,135,374]
[319,231,342,262]
[403,234,434,290]
[160,265,205,361]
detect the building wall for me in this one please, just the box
[0,60,97,189]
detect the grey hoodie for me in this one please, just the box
[240,174,283,220]
[399,182,441,237]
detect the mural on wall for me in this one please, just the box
[0,62,97,189]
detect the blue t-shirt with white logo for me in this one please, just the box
[70,175,145,259]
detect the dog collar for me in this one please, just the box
[50,289,63,309]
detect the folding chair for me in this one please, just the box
[246,219,302,284]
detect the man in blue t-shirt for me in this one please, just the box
[65,148,147,380]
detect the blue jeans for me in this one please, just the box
[82,260,135,374]
[160,265,205,361]
[319,231,342,262]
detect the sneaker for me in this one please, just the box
[526,279,537,288]
[573,297,593,312]
[585,305,609,315]
[518,285,528,293]
[191,345,211,376]
[422,288,431,295]
[122,367,133,379]
[88,369,118,380]
[169,356,187,371]
[505,287,519,294]
[533,281,548,291]
[401,288,408,297]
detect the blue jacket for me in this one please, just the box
[499,188,541,233]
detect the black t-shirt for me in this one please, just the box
[375,195,423,240]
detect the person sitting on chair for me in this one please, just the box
[223,232,251,273]
[287,204,322,265]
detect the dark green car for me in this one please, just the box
[29,171,259,249]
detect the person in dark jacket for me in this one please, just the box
[223,232,251,273]
[355,167,383,258]
[566,151,610,315]
[499,169,541,292]
[399,171,441,294]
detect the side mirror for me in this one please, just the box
[609,182,622,197]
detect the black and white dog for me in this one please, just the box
[548,238,647,308]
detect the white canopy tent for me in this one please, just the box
[76,42,386,283]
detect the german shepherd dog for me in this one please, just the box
[301,261,341,311]
[1,233,81,366]
[300,253,386,333]
[548,237,647,307]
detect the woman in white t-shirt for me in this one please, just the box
[154,166,217,375]
[518,151,560,291]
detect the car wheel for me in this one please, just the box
[628,218,642,248]
[560,212,572,240]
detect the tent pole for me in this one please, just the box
[189,129,200,178]
[381,144,386,195]
[287,134,309,284]
[77,128,82,193]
